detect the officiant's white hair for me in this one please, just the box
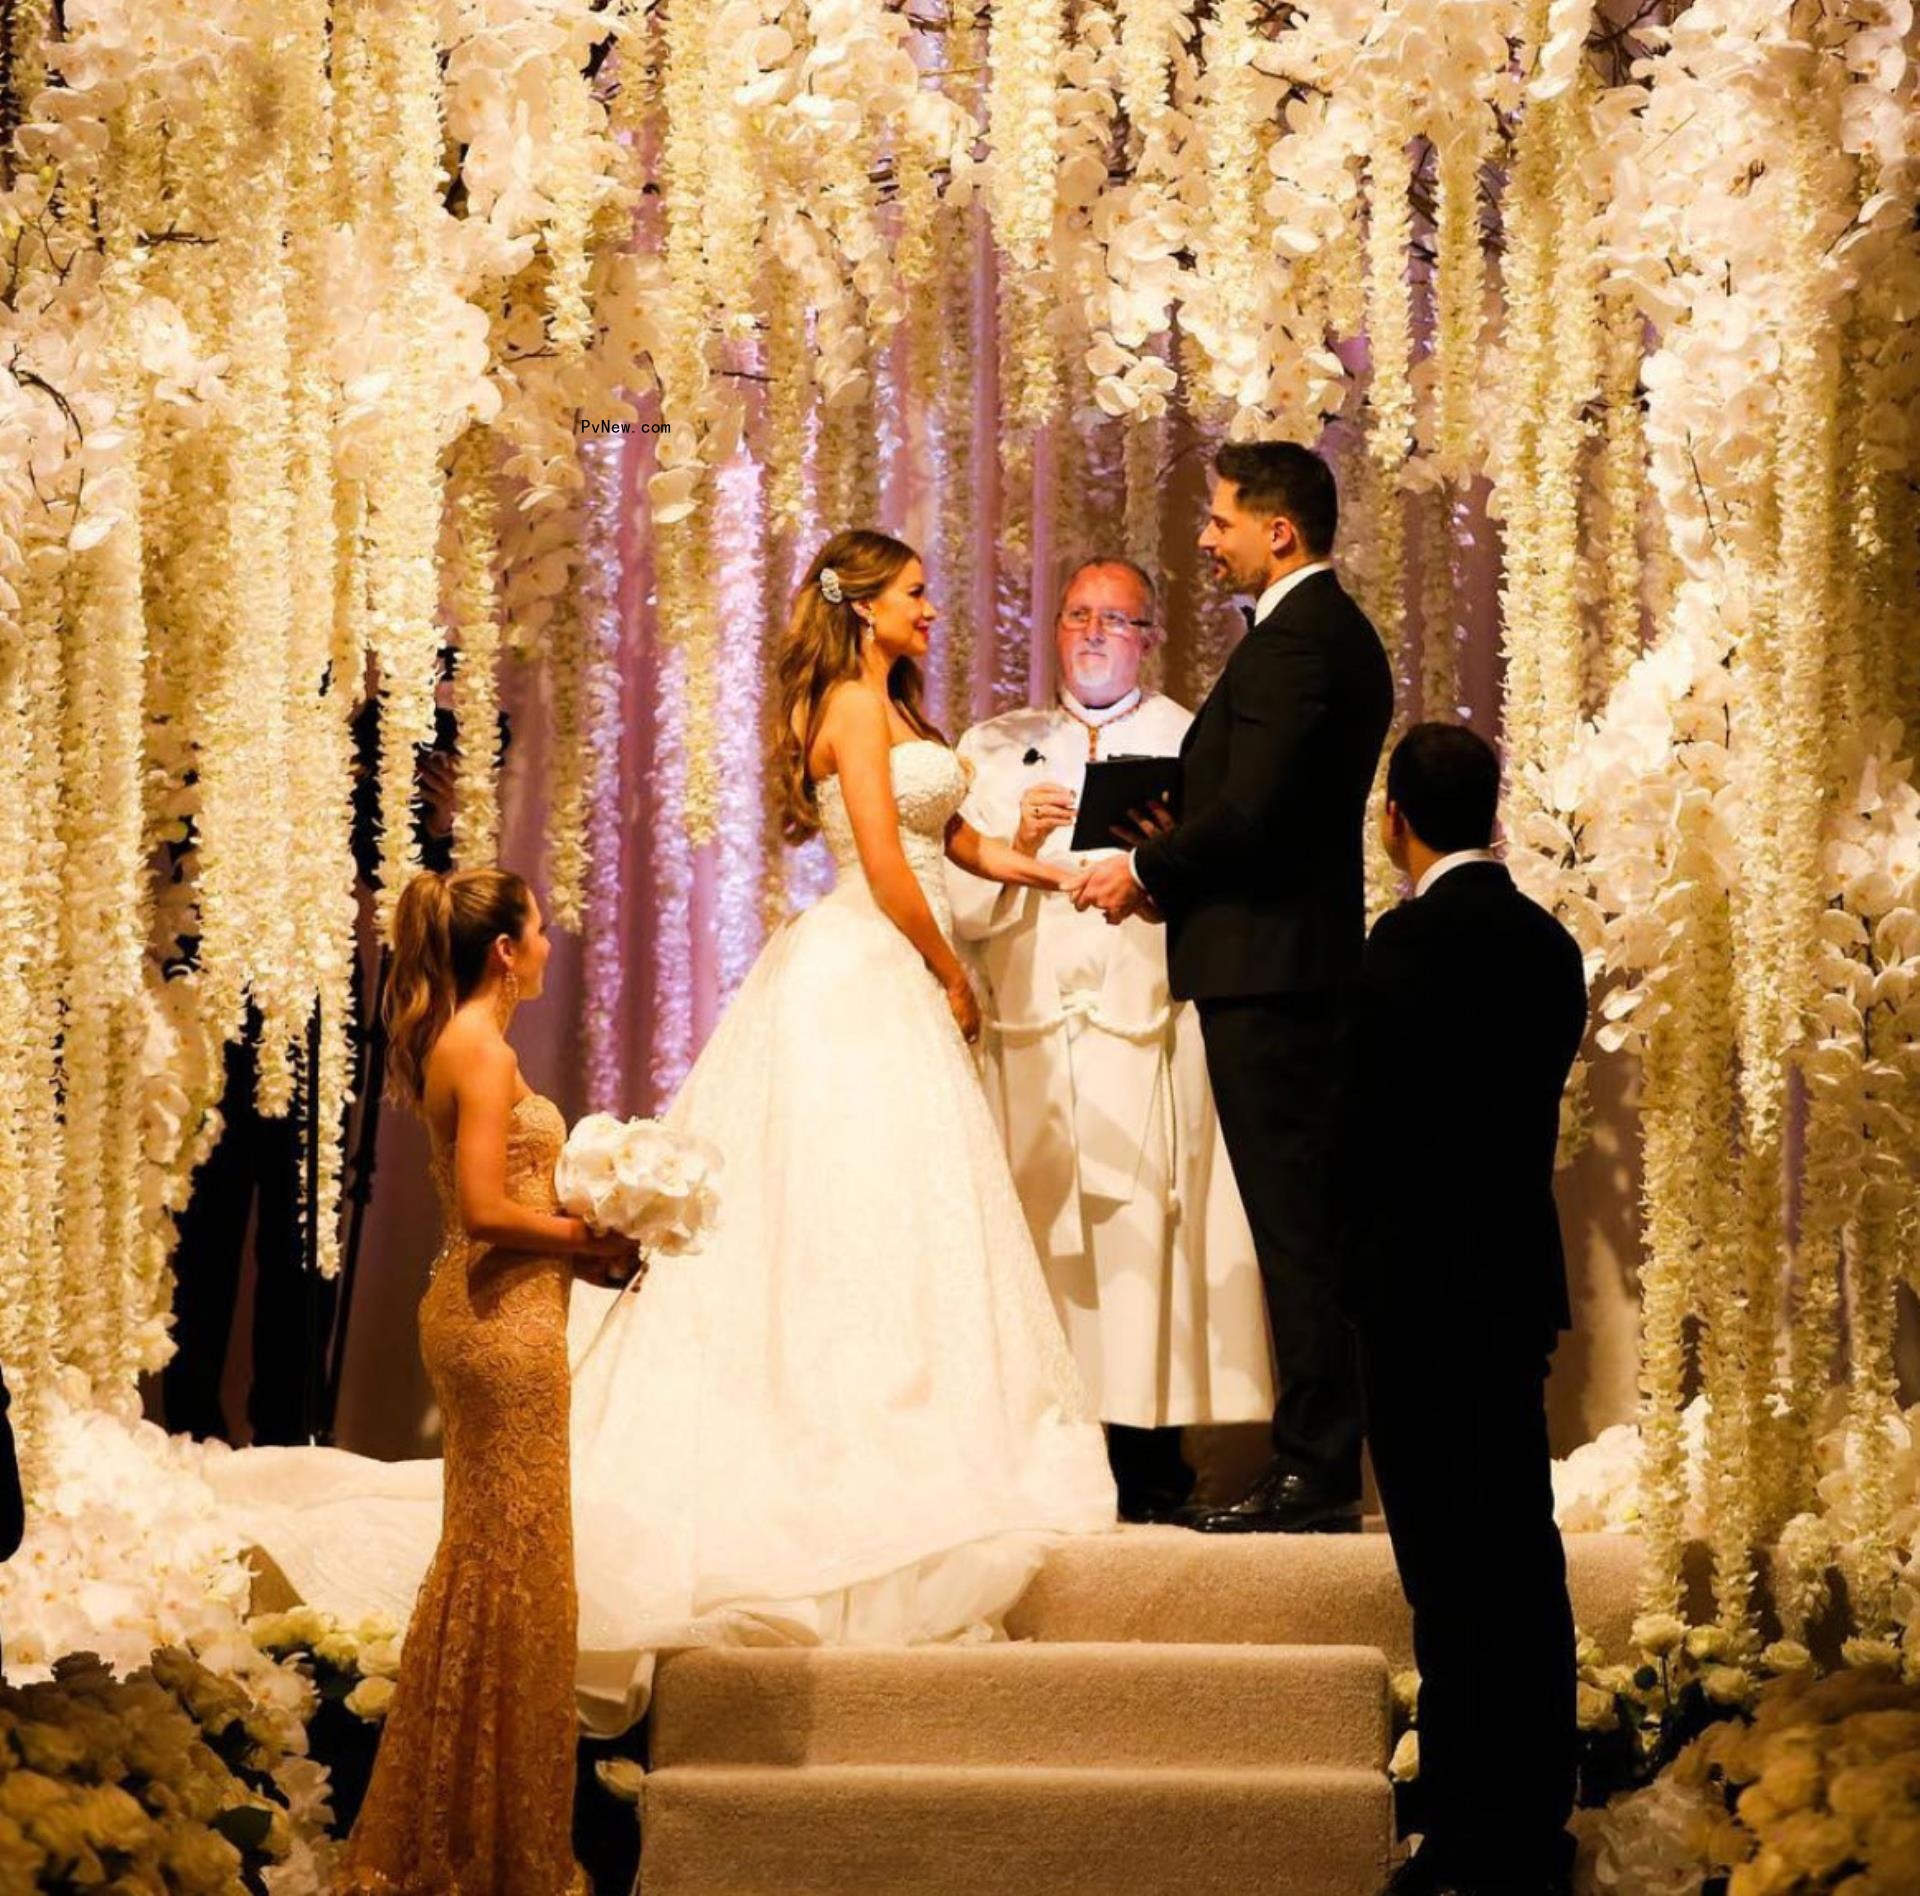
[1056,555,1158,619]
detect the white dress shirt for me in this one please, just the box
[1251,559,1334,626]
[1414,848,1501,898]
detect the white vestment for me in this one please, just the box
[949,694,1274,1430]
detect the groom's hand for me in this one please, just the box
[1107,797,1175,850]
[1075,855,1144,922]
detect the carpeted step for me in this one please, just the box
[640,1762,1394,1896]
[650,1641,1389,1772]
[1005,1525,1645,1661]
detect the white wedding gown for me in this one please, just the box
[210,741,1117,1733]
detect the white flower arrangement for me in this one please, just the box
[0,0,1914,1691]
[0,1646,337,1896]
[554,1112,723,1256]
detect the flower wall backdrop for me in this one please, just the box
[0,0,1915,1651]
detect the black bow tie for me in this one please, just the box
[1238,602,1256,632]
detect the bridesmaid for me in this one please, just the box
[338,868,635,1896]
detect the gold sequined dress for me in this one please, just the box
[337,1094,587,1896]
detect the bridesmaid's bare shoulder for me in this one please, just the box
[424,1012,526,1139]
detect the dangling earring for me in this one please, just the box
[494,968,521,1029]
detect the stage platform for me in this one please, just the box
[636,1525,1648,1895]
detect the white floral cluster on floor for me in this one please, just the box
[1575,1653,1920,1896]
[1552,1398,1920,1651]
[0,1381,256,1683]
[1,1647,335,1893]
[0,1389,399,1892]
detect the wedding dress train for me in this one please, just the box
[211,741,1117,1733]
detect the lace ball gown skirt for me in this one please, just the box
[565,851,1117,1728]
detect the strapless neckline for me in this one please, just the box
[810,738,949,793]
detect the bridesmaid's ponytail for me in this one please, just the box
[384,867,532,1110]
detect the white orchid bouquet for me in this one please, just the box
[554,1114,723,1261]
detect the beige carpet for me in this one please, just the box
[639,1529,1653,1892]
[641,1762,1395,1896]
[1004,1524,1650,1661]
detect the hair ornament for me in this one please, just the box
[818,566,844,604]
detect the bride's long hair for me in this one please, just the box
[772,529,945,843]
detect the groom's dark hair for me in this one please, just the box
[1213,441,1338,556]
[1387,722,1500,853]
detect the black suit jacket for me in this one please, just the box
[1133,570,1393,1001]
[1341,860,1589,1340]
[0,1365,22,1563]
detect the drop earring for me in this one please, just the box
[494,968,521,1029]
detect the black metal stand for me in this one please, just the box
[300,1000,326,1445]
[319,948,390,1443]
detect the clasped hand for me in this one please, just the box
[576,1230,646,1291]
[1070,797,1173,924]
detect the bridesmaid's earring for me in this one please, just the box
[495,969,521,1028]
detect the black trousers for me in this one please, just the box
[160,1021,331,1446]
[1197,994,1363,1498]
[1361,1320,1576,1881]
[1105,1423,1193,1506]
[0,1366,22,1561]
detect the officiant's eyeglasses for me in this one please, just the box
[1060,607,1155,638]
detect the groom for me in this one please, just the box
[1076,440,1392,1533]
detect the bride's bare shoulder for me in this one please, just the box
[816,679,887,725]
[816,683,890,751]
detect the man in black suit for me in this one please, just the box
[1076,440,1394,1532]
[1,1364,24,1677]
[1349,724,1588,1896]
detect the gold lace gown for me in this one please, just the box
[338,1094,587,1896]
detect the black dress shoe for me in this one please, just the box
[1183,1466,1362,1535]
[1377,1847,1456,1896]
[1382,1849,1571,1896]
[1116,1486,1191,1525]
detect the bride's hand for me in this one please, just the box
[944,971,982,1047]
[1052,862,1090,902]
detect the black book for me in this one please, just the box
[1069,755,1183,853]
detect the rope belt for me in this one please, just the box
[982,991,1182,1219]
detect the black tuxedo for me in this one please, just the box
[1343,859,1588,1886]
[1136,569,1393,1002]
[1134,569,1392,1498]
[1343,859,1587,1337]
[0,1364,23,1677]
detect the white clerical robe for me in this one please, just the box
[949,693,1274,1429]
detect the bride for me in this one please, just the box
[217,529,1117,1734]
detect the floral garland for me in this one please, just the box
[544,51,599,359]
[446,428,504,868]
[1595,288,1645,691]
[363,0,454,936]
[579,434,627,1112]
[987,0,1065,431]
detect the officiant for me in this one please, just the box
[949,557,1273,1523]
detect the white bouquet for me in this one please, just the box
[554,1113,723,1258]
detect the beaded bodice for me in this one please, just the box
[815,740,968,932]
